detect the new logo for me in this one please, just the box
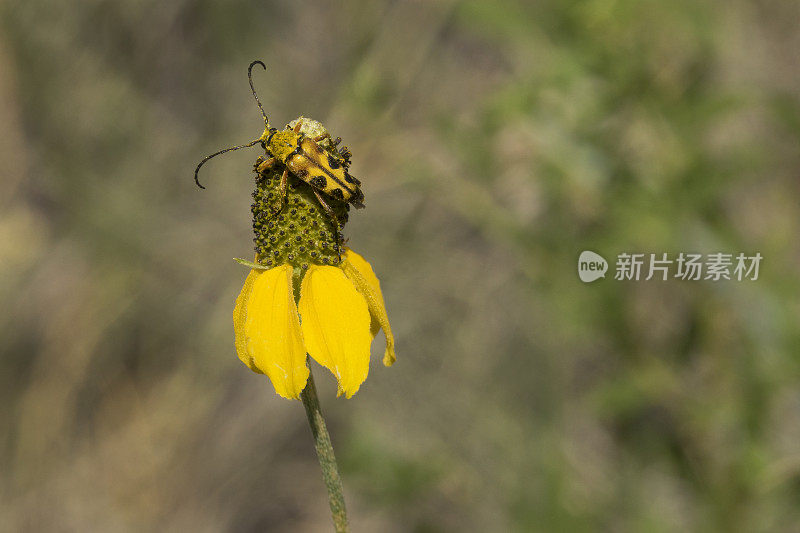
[578,251,608,282]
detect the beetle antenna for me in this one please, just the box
[194,139,261,189]
[248,60,269,127]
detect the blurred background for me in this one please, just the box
[1,0,799,531]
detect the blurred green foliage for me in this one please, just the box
[1,0,799,531]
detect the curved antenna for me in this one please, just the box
[194,139,261,189]
[248,60,269,126]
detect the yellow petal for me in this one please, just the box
[341,248,396,367]
[236,264,309,399]
[299,266,372,398]
[233,269,261,373]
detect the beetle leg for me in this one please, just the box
[312,133,342,150]
[312,188,338,226]
[270,168,289,215]
[279,167,289,201]
[256,156,277,174]
[312,188,342,262]
[312,132,333,144]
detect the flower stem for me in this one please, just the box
[300,368,349,532]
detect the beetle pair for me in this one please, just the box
[194,61,365,223]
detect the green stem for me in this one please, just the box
[300,369,349,533]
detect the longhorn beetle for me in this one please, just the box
[194,61,365,226]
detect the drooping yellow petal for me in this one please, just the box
[236,264,309,399]
[233,269,261,373]
[341,248,396,367]
[298,265,372,398]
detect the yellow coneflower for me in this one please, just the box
[196,63,390,530]
[227,116,395,399]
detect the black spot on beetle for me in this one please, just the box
[327,154,341,169]
[331,188,345,200]
[310,176,327,189]
[296,168,309,179]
